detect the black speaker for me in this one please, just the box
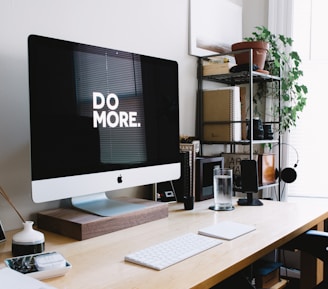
[277,167,297,184]
[238,160,263,206]
[240,159,258,192]
[274,143,299,184]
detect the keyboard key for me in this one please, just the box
[125,233,222,270]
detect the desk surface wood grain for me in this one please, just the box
[1,199,327,289]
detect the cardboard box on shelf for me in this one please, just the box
[203,62,233,76]
[202,55,235,76]
[203,87,241,142]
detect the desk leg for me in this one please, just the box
[300,221,324,289]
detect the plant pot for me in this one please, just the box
[12,221,45,256]
[231,41,269,70]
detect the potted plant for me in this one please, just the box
[231,40,269,71]
[241,26,308,132]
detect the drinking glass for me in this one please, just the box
[213,168,233,211]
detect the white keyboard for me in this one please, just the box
[125,233,222,270]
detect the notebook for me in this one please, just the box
[198,221,256,240]
[0,267,57,289]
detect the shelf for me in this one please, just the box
[197,50,282,200]
[234,182,279,192]
[202,70,280,85]
[202,139,279,145]
[259,182,279,190]
[269,278,288,289]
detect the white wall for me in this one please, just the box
[0,0,267,230]
[0,0,197,230]
[242,0,268,37]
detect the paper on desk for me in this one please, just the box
[0,267,57,289]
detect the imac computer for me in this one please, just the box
[28,35,181,217]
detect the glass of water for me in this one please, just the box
[213,168,234,211]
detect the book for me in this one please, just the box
[222,152,259,172]
[203,87,241,142]
[239,87,247,140]
[198,221,256,240]
[258,154,276,185]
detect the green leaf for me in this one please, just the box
[244,26,308,132]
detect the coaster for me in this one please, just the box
[209,205,234,211]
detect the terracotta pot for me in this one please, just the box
[231,41,269,70]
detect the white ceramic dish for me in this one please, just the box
[4,251,72,280]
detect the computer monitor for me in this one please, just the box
[28,35,181,216]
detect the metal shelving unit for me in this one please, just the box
[196,49,282,197]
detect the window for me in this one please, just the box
[288,0,328,197]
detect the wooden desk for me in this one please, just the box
[1,199,327,289]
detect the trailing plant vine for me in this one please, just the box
[244,26,308,132]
